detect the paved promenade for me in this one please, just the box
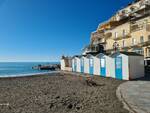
[117,81,150,113]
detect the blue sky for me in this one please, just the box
[0,0,132,62]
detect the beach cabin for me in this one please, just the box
[95,53,115,78]
[80,56,85,73]
[86,54,95,75]
[93,55,100,75]
[75,56,82,73]
[61,58,65,71]
[72,57,77,72]
[82,55,90,74]
[72,56,86,73]
[111,52,144,80]
[61,56,72,71]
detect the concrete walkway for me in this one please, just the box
[117,81,150,113]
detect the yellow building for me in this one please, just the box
[89,0,150,59]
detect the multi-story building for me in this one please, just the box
[85,0,150,60]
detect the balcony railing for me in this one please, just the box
[130,7,150,20]
[113,33,131,41]
[131,24,150,32]
[82,44,104,54]
[121,45,131,49]
[139,40,150,46]
[92,40,106,45]
[107,40,150,51]
[116,1,150,21]
[121,40,150,49]
[105,32,112,39]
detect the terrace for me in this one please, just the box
[115,0,150,21]
[130,20,150,32]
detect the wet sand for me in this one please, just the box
[0,72,129,113]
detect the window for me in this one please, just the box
[140,36,144,43]
[115,32,118,38]
[122,40,125,47]
[90,58,93,66]
[123,29,126,37]
[81,58,84,66]
[132,38,136,45]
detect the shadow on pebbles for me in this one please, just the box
[0,72,129,113]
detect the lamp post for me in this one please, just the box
[113,42,120,52]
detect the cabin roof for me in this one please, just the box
[111,52,143,57]
[96,53,108,58]
[72,55,87,58]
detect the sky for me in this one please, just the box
[0,0,133,62]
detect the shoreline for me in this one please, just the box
[0,71,60,79]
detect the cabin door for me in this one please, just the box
[74,59,77,72]
[89,58,94,75]
[81,58,84,73]
[100,57,106,77]
[115,57,122,79]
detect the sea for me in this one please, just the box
[0,62,59,78]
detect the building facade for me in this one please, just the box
[85,0,150,59]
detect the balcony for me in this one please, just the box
[113,33,131,41]
[115,0,150,21]
[121,45,131,49]
[139,40,150,47]
[98,20,120,31]
[127,40,150,48]
[105,32,112,39]
[91,31,104,40]
[91,31,106,45]
[91,31,103,38]
[92,40,106,45]
[82,44,104,55]
[106,40,150,53]
[131,23,150,32]
[130,7,150,21]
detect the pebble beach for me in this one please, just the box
[0,72,129,113]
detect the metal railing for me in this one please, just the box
[131,24,150,32]
[113,33,131,40]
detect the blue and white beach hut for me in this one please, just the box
[86,54,95,75]
[72,56,81,72]
[80,56,85,73]
[82,55,90,74]
[72,56,77,72]
[76,56,81,73]
[93,55,100,75]
[111,52,144,80]
[96,53,115,78]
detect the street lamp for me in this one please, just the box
[113,41,120,52]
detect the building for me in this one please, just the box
[61,0,146,80]
[85,0,150,61]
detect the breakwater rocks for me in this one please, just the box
[32,64,60,71]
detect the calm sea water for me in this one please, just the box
[0,62,59,77]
